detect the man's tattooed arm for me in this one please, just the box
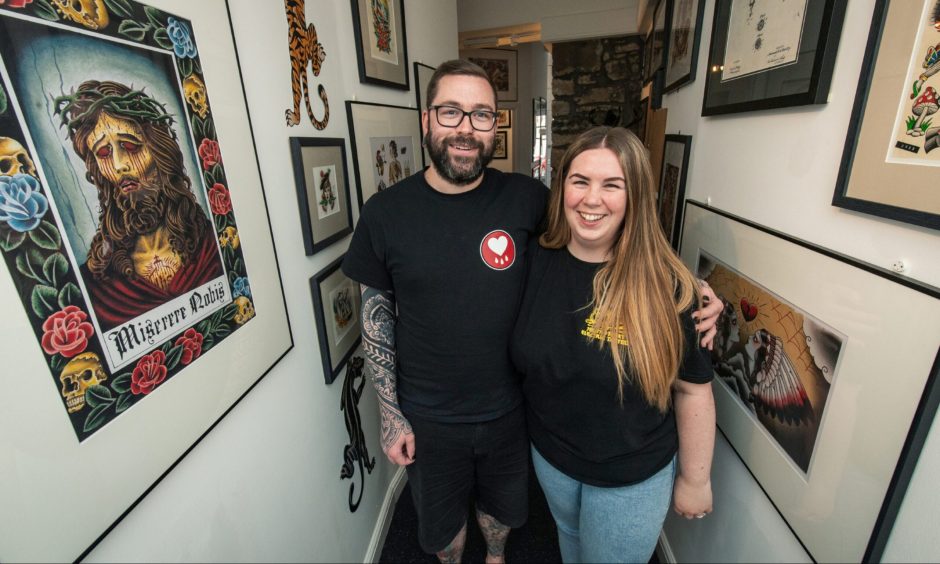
[360,284,415,465]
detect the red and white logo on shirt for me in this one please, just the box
[480,230,515,270]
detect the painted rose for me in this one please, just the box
[131,350,168,395]
[166,16,197,58]
[208,183,232,215]
[0,0,34,8]
[41,305,94,358]
[233,276,251,300]
[174,328,204,365]
[197,138,221,170]
[0,173,48,232]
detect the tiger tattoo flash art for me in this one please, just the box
[284,0,329,129]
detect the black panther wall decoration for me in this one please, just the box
[340,356,375,512]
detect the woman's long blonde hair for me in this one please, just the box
[540,127,700,412]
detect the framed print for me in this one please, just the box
[657,134,691,249]
[664,0,706,93]
[289,137,353,256]
[679,201,940,563]
[497,108,512,128]
[310,254,361,384]
[643,27,655,81]
[493,130,508,159]
[350,0,409,90]
[413,61,435,169]
[345,101,421,210]
[460,48,517,102]
[833,0,940,231]
[701,0,847,116]
[0,0,292,561]
[648,0,669,82]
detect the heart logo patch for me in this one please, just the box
[740,298,758,322]
[480,230,515,270]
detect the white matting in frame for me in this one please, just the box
[0,1,291,561]
[679,201,940,563]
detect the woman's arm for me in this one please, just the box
[672,379,716,519]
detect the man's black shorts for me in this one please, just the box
[404,405,528,554]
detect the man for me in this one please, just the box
[55,80,223,331]
[343,60,720,563]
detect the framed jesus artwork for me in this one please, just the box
[0,0,291,560]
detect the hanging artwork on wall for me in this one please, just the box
[283,0,329,129]
[701,0,847,116]
[0,1,292,561]
[647,0,669,83]
[311,254,362,384]
[460,48,518,102]
[664,0,706,93]
[493,130,508,160]
[339,355,375,512]
[497,108,512,128]
[833,0,940,231]
[351,0,409,90]
[657,134,691,249]
[289,137,353,256]
[413,61,436,169]
[680,201,940,563]
[346,101,420,210]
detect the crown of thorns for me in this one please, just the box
[53,86,175,133]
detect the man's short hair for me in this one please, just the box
[425,59,498,109]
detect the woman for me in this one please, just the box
[511,127,715,563]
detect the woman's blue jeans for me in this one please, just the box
[531,445,675,563]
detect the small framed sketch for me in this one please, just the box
[701,0,847,115]
[289,137,353,256]
[497,108,511,128]
[658,134,691,249]
[646,0,669,82]
[311,255,362,384]
[413,61,436,169]
[350,0,410,90]
[664,0,706,93]
[460,48,518,101]
[346,101,421,210]
[832,0,940,231]
[493,130,508,159]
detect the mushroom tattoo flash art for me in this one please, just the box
[890,1,940,161]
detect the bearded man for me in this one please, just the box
[55,80,223,331]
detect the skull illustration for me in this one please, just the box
[183,75,209,119]
[0,137,37,178]
[59,352,107,413]
[52,0,110,30]
[219,226,240,249]
[233,296,255,325]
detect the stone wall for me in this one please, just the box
[551,35,644,177]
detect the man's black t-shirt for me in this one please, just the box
[342,169,548,423]
[511,244,713,487]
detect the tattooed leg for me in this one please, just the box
[476,509,510,564]
[360,284,413,464]
[436,522,467,564]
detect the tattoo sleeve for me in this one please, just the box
[359,284,411,453]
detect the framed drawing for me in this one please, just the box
[701,0,847,116]
[493,130,508,160]
[289,137,353,256]
[657,134,691,249]
[0,0,291,561]
[350,0,409,90]
[413,61,436,169]
[832,0,940,231]
[679,201,940,563]
[460,48,517,102]
[643,26,655,82]
[497,108,512,128]
[346,101,421,210]
[649,0,669,82]
[664,0,706,93]
[310,254,361,384]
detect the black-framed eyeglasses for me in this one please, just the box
[429,105,498,131]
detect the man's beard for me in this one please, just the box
[112,172,165,236]
[425,128,494,186]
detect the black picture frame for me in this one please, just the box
[658,134,691,249]
[663,0,706,94]
[701,0,847,116]
[832,0,940,231]
[497,108,511,128]
[350,0,410,90]
[310,254,362,384]
[493,130,508,159]
[461,47,518,101]
[289,137,354,256]
[413,61,435,169]
[646,0,669,83]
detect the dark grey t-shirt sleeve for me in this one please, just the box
[341,201,393,292]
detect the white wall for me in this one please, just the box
[83,1,457,562]
[659,0,940,562]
